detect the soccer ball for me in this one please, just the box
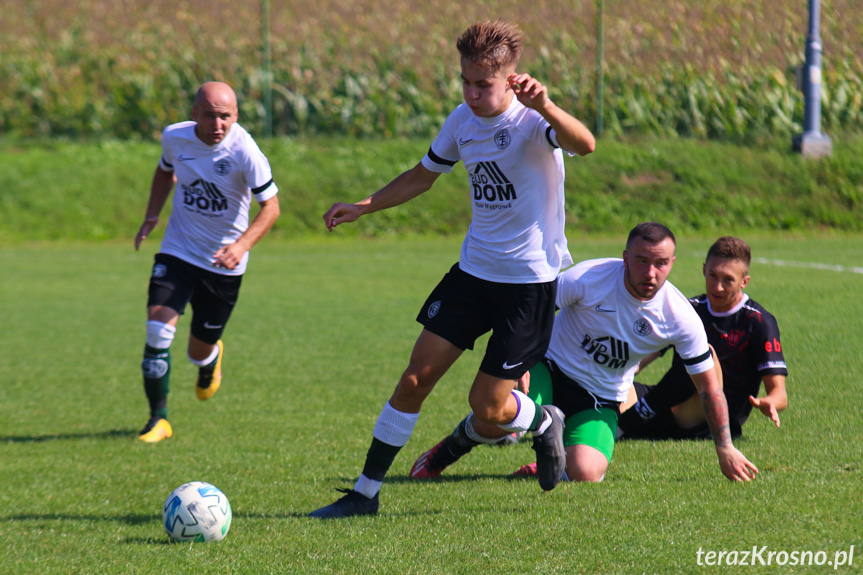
[163,481,232,542]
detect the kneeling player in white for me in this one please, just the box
[411,223,758,482]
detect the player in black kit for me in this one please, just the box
[618,236,788,440]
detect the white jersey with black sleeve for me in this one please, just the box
[158,121,278,276]
[546,258,713,402]
[420,97,573,284]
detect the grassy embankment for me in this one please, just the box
[3,135,863,245]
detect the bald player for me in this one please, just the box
[134,82,280,442]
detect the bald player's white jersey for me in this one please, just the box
[421,97,573,283]
[547,258,713,402]
[158,121,278,276]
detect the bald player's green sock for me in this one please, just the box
[142,345,171,419]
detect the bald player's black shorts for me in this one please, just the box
[417,262,556,380]
[147,253,242,344]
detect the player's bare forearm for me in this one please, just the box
[135,167,175,250]
[690,369,732,447]
[508,73,595,156]
[537,101,596,156]
[749,375,787,427]
[323,163,439,230]
[363,163,439,212]
[145,167,175,218]
[238,196,281,252]
[700,387,733,447]
[763,375,788,412]
[213,196,280,270]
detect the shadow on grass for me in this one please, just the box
[320,473,535,485]
[0,429,136,443]
[389,473,536,484]
[6,513,156,525]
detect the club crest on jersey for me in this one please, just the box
[632,318,653,337]
[152,263,167,278]
[214,159,232,176]
[428,300,441,318]
[494,128,511,149]
[724,330,744,346]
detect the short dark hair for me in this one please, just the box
[626,222,676,250]
[706,236,751,269]
[457,20,523,73]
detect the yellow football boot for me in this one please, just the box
[138,417,173,443]
[196,340,223,401]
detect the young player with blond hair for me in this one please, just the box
[309,20,595,518]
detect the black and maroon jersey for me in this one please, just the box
[665,293,788,432]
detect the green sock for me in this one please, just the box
[528,400,546,431]
[142,345,171,419]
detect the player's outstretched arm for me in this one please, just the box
[748,374,787,428]
[135,167,175,250]
[323,162,440,231]
[690,369,759,481]
[508,73,595,157]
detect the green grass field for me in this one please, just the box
[1,235,861,574]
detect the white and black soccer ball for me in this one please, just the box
[163,481,232,542]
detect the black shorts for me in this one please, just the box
[544,358,622,418]
[622,382,715,440]
[147,253,242,344]
[416,263,556,379]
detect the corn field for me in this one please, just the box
[2,0,861,140]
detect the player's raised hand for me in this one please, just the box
[749,395,781,428]
[135,216,159,250]
[323,202,364,231]
[715,444,759,482]
[508,73,549,111]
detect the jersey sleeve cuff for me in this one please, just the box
[253,181,278,202]
[159,155,174,172]
[683,349,715,375]
[421,147,458,174]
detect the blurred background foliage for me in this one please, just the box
[2,0,861,141]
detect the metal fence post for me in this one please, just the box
[793,0,831,157]
[595,0,604,138]
[261,0,273,138]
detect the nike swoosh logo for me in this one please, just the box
[595,305,616,313]
[178,155,196,161]
[458,138,474,145]
[203,322,223,329]
[502,361,523,370]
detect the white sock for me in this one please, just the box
[372,402,419,446]
[145,320,175,349]
[354,475,382,499]
[188,345,219,367]
[498,390,539,433]
[464,413,506,445]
